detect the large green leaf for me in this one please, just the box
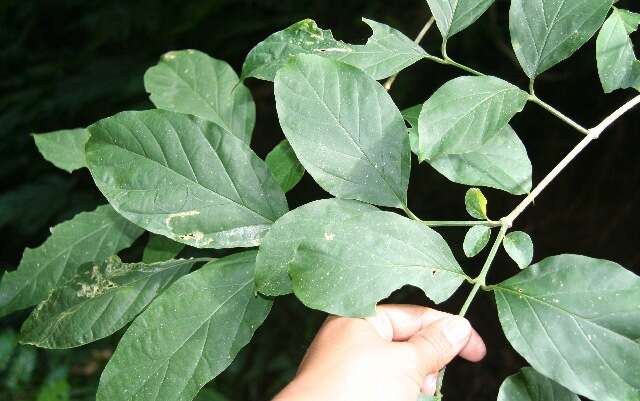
[96,251,272,401]
[0,205,143,318]
[241,19,426,81]
[19,256,202,348]
[289,211,466,317]
[495,254,640,401]
[275,54,411,208]
[32,128,90,173]
[497,367,579,401]
[144,50,255,144]
[255,198,377,296]
[265,139,305,193]
[142,234,186,263]
[510,0,613,78]
[426,0,495,38]
[596,8,640,93]
[417,76,528,162]
[86,110,288,249]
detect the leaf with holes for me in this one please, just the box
[495,254,640,401]
[275,54,410,208]
[86,110,288,249]
[427,0,496,39]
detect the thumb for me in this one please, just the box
[405,315,473,376]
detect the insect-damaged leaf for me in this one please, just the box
[144,50,255,144]
[509,0,613,78]
[289,211,465,317]
[242,18,426,81]
[86,110,288,249]
[463,225,491,257]
[96,251,272,401]
[596,8,640,93]
[426,0,495,39]
[32,128,90,173]
[275,54,411,208]
[495,254,640,401]
[503,231,534,269]
[497,367,580,401]
[417,76,528,162]
[19,256,202,348]
[0,205,143,318]
[265,139,305,193]
[255,198,377,296]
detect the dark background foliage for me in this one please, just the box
[1,1,638,400]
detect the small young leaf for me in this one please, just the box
[265,139,305,193]
[0,205,143,318]
[503,231,534,269]
[144,50,255,144]
[463,226,491,257]
[417,76,528,162]
[401,104,422,155]
[19,256,201,348]
[289,211,465,317]
[427,0,495,38]
[86,110,288,249]
[510,0,613,78]
[596,8,640,93]
[96,251,272,401]
[495,254,640,401]
[142,234,186,263]
[274,54,410,208]
[32,128,90,173]
[241,19,426,81]
[255,198,377,296]
[497,367,580,401]
[465,188,488,220]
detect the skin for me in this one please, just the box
[273,304,486,401]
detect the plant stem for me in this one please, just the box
[402,205,501,227]
[384,16,436,91]
[527,95,590,135]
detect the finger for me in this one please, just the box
[459,327,486,362]
[364,304,451,341]
[406,315,473,375]
[422,373,438,395]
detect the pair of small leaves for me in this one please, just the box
[510,0,613,79]
[0,205,143,318]
[19,256,202,348]
[497,367,579,401]
[427,0,495,39]
[242,18,427,82]
[495,254,640,401]
[97,251,272,401]
[256,199,466,317]
[86,110,289,249]
[597,8,640,93]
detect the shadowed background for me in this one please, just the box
[1,0,639,400]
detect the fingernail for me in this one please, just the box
[442,316,472,347]
[422,373,438,395]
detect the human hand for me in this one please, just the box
[272,304,486,401]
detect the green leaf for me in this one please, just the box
[289,211,465,317]
[86,110,288,249]
[0,329,17,370]
[495,254,640,401]
[509,0,613,78]
[417,76,528,162]
[463,226,491,257]
[36,379,70,401]
[4,345,37,390]
[596,8,640,93]
[96,251,272,401]
[465,188,488,220]
[143,234,186,263]
[427,0,495,38]
[19,256,202,348]
[497,367,579,401]
[255,198,377,296]
[402,104,421,155]
[32,128,90,173]
[503,231,534,269]
[0,205,143,318]
[275,54,410,208]
[265,139,305,193]
[144,50,255,144]
[427,125,532,195]
[241,19,426,81]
